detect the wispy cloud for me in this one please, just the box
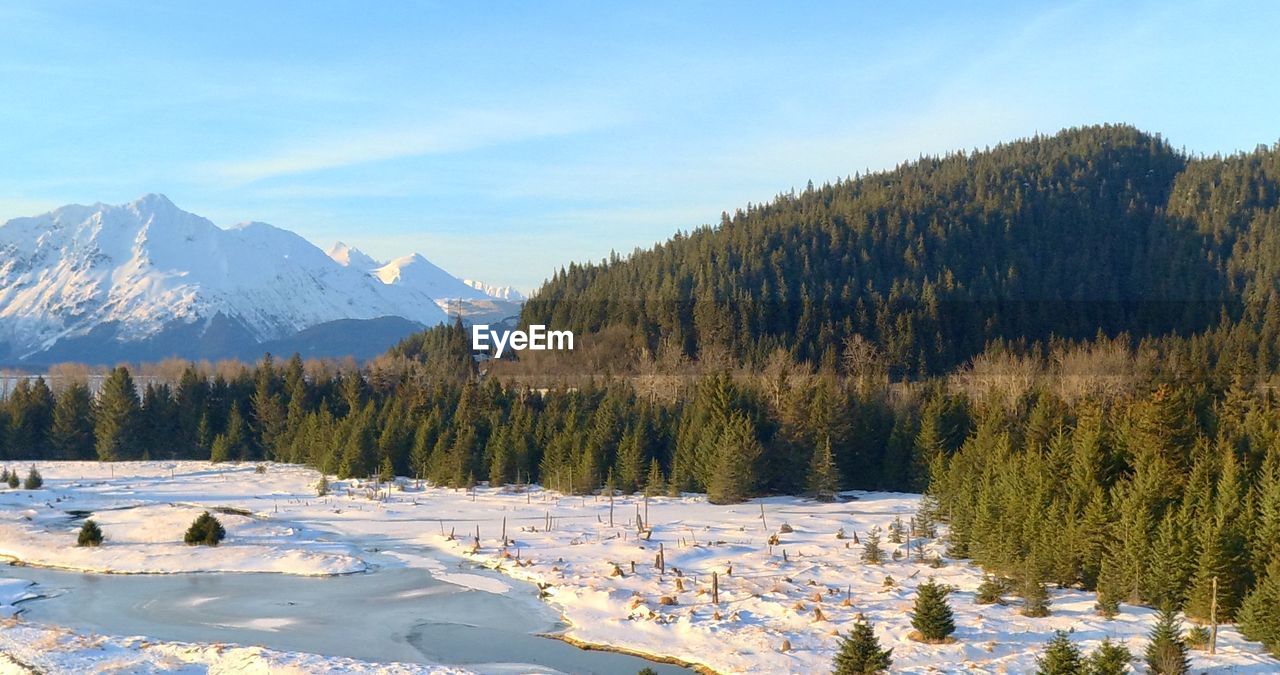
[202,107,619,185]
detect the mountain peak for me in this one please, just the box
[327,241,381,270]
[128,193,177,212]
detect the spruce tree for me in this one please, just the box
[1085,638,1132,675]
[975,575,1005,605]
[1144,608,1189,675]
[807,435,839,501]
[5,471,16,489]
[1239,557,1280,655]
[209,434,231,463]
[861,527,884,564]
[379,454,395,483]
[707,411,761,504]
[94,366,141,461]
[888,516,904,544]
[1021,577,1052,617]
[910,579,956,643]
[833,616,893,674]
[23,466,42,490]
[50,383,95,460]
[77,519,103,547]
[184,511,226,546]
[644,458,665,498]
[1036,630,1083,675]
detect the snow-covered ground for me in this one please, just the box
[0,618,464,675]
[2,461,1278,674]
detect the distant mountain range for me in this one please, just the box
[0,194,520,365]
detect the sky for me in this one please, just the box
[1,0,1277,291]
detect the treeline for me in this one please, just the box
[0,347,933,501]
[522,124,1280,376]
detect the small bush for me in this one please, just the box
[316,475,330,496]
[184,511,226,546]
[1021,578,1052,617]
[77,519,104,547]
[1185,625,1211,650]
[24,466,43,490]
[975,575,1006,605]
[7,470,20,489]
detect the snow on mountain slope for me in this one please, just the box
[0,195,448,360]
[326,241,381,271]
[326,241,524,307]
[463,279,526,302]
[373,253,491,303]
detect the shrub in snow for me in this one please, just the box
[316,475,330,496]
[909,579,956,643]
[77,519,104,547]
[184,511,226,546]
[833,616,892,674]
[24,466,43,490]
[6,470,19,489]
[975,575,1006,605]
[1185,625,1211,650]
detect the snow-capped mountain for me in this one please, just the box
[463,280,526,302]
[325,241,381,271]
[372,254,490,303]
[323,242,525,324]
[0,195,451,364]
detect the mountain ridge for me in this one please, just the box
[0,195,515,364]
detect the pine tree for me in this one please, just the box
[95,366,141,461]
[379,454,395,483]
[888,516,905,544]
[861,527,884,564]
[707,411,762,504]
[644,458,665,498]
[209,434,231,463]
[615,424,646,494]
[77,519,103,547]
[1239,557,1280,655]
[808,435,839,501]
[833,616,893,674]
[50,383,95,460]
[910,579,956,643]
[1144,608,1189,675]
[975,575,1005,605]
[23,466,42,489]
[184,511,226,546]
[1036,630,1083,675]
[1021,576,1052,618]
[1085,638,1132,675]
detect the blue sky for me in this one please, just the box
[1,1,1277,291]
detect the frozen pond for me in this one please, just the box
[1,557,690,674]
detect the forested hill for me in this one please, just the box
[521,124,1280,375]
